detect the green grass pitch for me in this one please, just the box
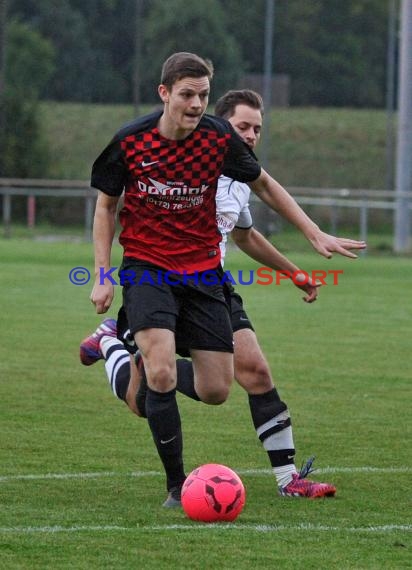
[0,238,410,569]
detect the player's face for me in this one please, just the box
[158,77,210,140]
[228,104,262,150]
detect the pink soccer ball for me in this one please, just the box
[181,463,246,522]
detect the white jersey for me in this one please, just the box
[216,175,253,264]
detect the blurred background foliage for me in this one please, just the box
[0,0,397,190]
[0,0,404,247]
[5,0,390,106]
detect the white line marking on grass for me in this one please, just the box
[0,470,162,482]
[239,467,412,476]
[0,525,130,534]
[153,523,412,533]
[316,466,412,475]
[0,466,410,483]
[0,523,410,535]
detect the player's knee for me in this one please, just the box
[203,392,228,405]
[199,384,230,405]
[146,363,176,392]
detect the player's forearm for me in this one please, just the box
[250,169,320,240]
[232,228,300,274]
[92,193,118,275]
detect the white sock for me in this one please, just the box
[100,336,121,359]
[273,464,297,488]
[260,417,298,487]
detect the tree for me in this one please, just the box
[140,0,244,103]
[0,0,6,96]
[6,0,390,108]
[0,19,54,176]
[223,0,388,107]
[275,0,388,106]
[10,0,133,102]
[0,0,7,149]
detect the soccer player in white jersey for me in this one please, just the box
[82,89,341,503]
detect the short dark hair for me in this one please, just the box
[214,89,264,119]
[160,52,214,90]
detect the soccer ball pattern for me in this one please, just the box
[181,463,246,522]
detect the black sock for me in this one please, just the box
[248,388,295,467]
[113,362,132,401]
[176,359,200,401]
[145,387,186,491]
[136,360,148,417]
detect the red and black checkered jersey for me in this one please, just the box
[91,110,261,273]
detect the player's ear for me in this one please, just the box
[158,84,170,104]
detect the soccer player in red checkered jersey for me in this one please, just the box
[89,53,365,506]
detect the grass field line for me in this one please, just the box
[0,466,410,483]
[0,523,410,535]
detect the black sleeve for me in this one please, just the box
[222,123,261,183]
[90,139,127,197]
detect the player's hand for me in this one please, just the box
[309,230,366,259]
[293,272,321,303]
[90,281,114,314]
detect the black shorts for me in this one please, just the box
[229,289,255,333]
[117,259,233,357]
